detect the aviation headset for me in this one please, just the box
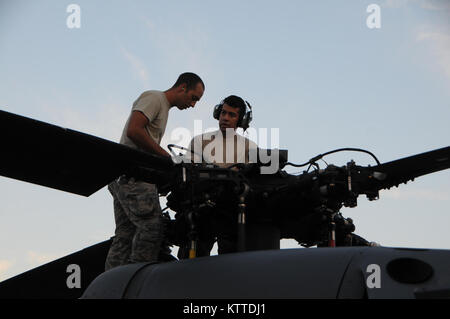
[213,98,253,131]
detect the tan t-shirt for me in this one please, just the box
[187,130,258,168]
[120,90,171,149]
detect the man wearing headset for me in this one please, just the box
[189,95,258,167]
[105,72,205,271]
[177,95,258,258]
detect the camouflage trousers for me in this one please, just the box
[105,176,164,271]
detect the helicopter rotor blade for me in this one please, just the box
[0,110,173,196]
[371,146,450,190]
[0,239,112,299]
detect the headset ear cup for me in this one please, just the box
[213,104,222,120]
[246,110,253,129]
[240,111,252,130]
[240,114,246,130]
[240,101,252,130]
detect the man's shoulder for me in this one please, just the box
[134,90,165,104]
[132,90,170,115]
[141,89,164,97]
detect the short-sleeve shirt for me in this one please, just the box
[187,130,259,168]
[120,90,171,149]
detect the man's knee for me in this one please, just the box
[105,235,132,271]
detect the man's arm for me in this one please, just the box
[127,111,171,158]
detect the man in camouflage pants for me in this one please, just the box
[105,73,205,271]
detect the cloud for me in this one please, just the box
[26,251,60,267]
[0,260,14,281]
[143,17,211,73]
[141,16,217,101]
[0,252,61,280]
[383,0,411,8]
[416,29,450,82]
[120,47,151,89]
[39,99,129,142]
[419,0,450,10]
[383,0,450,87]
[384,0,450,10]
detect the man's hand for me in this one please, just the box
[127,111,171,158]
